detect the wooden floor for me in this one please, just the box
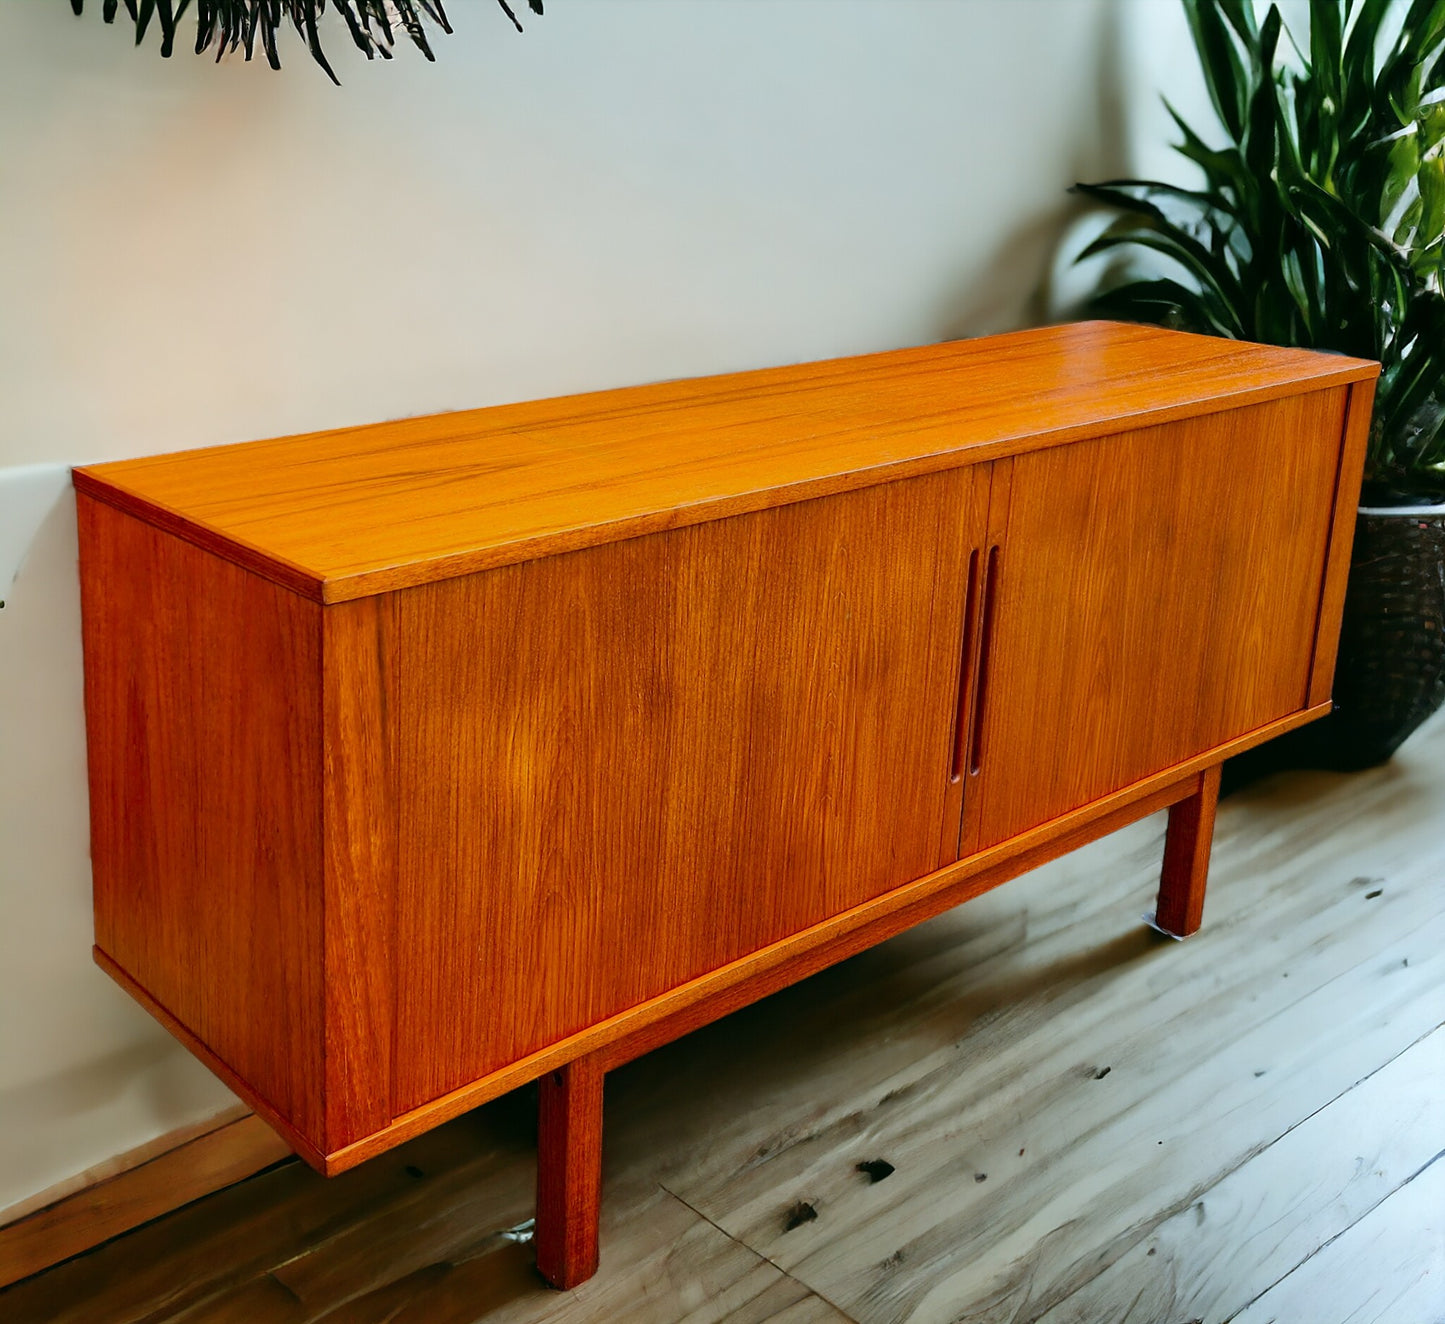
[6,713,1445,1324]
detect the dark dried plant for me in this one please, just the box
[1074,0,1445,503]
[69,0,543,84]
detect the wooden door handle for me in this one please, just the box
[969,545,1001,778]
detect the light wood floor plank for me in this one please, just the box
[0,1113,291,1291]
[284,1186,848,1324]
[2,714,1441,1324]
[654,722,1445,1322]
[1229,1153,1445,1324]
[662,902,1444,1324]
[0,1094,539,1324]
[1034,1025,1445,1324]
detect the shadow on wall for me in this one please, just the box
[0,478,239,1219]
[934,0,1132,340]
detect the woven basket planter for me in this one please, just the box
[1326,507,1445,767]
[1224,505,1445,790]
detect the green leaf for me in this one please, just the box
[1164,98,1249,197]
[1418,150,1445,244]
[1184,0,1251,139]
[1087,277,1239,337]
[1310,0,1343,100]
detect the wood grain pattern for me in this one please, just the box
[321,598,395,1151]
[1035,1026,1445,1324]
[1229,1157,1445,1324]
[388,470,975,1111]
[974,388,1348,848]
[1308,376,1380,706]
[0,1115,291,1291]
[79,495,328,1149]
[1154,763,1221,938]
[322,698,1326,1179]
[536,1057,606,1290]
[71,323,1376,603]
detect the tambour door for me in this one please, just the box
[389,464,992,1112]
[970,388,1349,851]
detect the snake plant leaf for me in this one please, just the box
[1163,98,1248,199]
[1088,277,1239,336]
[1184,0,1251,139]
[1308,0,1341,103]
[1072,178,1227,219]
[1414,190,1445,276]
[400,0,438,60]
[299,0,336,81]
[258,4,280,69]
[1341,0,1390,123]
[495,0,524,33]
[1078,219,1245,318]
[1242,8,1283,192]
[414,0,452,29]
[329,0,373,60]
[363,0,394,48]
[1215,0,1259,42]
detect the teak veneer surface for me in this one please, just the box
[73,322,1380,1287]
[71,321,1375,602]
[975,389,1346,846]
[390,468,983,1109]
[78,496,328,1143]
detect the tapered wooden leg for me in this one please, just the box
[1154,763,1222,938]
[535,1055,605,1289]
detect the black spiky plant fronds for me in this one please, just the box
[69,0,543,83]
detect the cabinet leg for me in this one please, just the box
[535,1055,605,1289]
[1155,764,1222,938]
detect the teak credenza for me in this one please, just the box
[74,321,1378,1287]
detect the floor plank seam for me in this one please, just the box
[0,1156,299,1306]
[656,1181,860,1322]
[1023,1020,1445,1323]
[1247,1017,1445,1149]
[1219,1146,1445,1324]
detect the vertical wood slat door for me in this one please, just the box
[389,465,992,1112]
[972,388,1349,851]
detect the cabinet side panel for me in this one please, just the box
[1308,377,1378,705]
[390,469,974,1112]
[322,598,394,1150]
[975,388,1347,848]
[79,494,326,1146]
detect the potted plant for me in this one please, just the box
[1074,0,1445,780]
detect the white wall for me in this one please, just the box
[0,0,1205,1216]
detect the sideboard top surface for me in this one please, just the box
[73,320,1377,603]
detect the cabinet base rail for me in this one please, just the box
[529,760,1224,1289]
